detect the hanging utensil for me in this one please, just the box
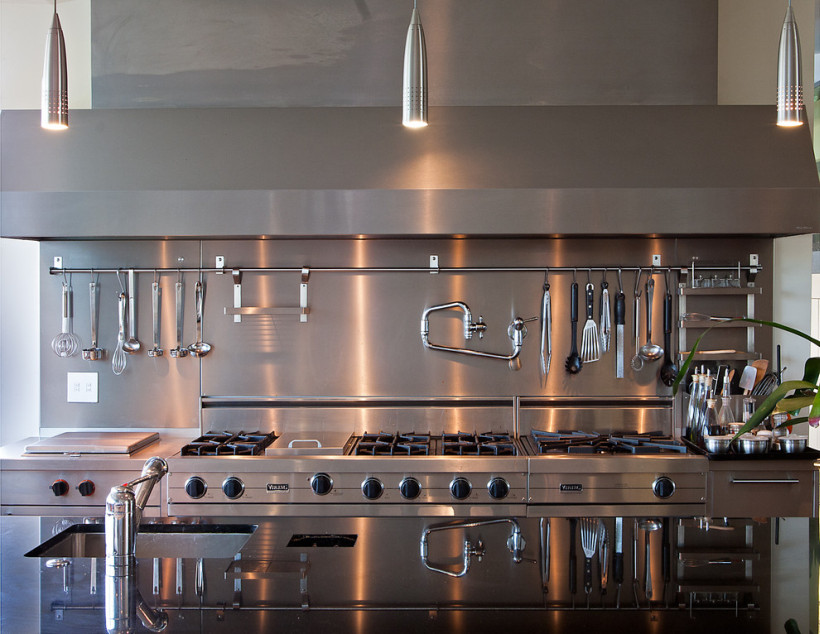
[565,278,582,374]
[188,280,212,357]
[170,274,188,358]
[661,517,671,608]
[739,365,757,394]
[613,517,624,608]
[639,276,663,362]
[51,279,81,357]
[568,518,577,608]
[148,276,164,358]
[630,270,644,371]
[599,274,611,353]
[631,518,640,608]
[615,271,626,379]
[580,274,600,363]
[579,517,599,603]
[539,517,550,594]
[123,269,141,354]
[111,292,127,375]
[659,281,678,386]
[82,276,105,361]
[539,274,552,387]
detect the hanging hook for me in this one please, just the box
[601,268,608,286]
[572,268,576,283]
[116,270,125,293]
[617,268,623,294]
[153,269,159,285]
[586,268,592,285]
[543,268,550,290]
[664,269,671,295]
[177,269,183,284]
[633,268,642,296]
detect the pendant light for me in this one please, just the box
[402,0,427,128]
[41,0,68,130]
[776,0,802,127]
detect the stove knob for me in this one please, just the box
[450,477,472,500]
[222,476,245,500]
[652,476,676,499]
[50,480,69,497]
[399,477,422,500]
[77,480,95,497]
[361,477,384,500]
[185,476,207,499]
[310,473,333,496]
[487,477,510,500]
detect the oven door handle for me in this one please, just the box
[729,478,800,484]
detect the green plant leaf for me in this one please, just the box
[809,390,820,426]
[731,380,816,439]
[772,416,809,429]
[776,396,817,412]
[802,358,820,385]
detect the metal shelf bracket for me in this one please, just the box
[224,265,310,324]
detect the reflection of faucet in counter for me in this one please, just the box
[420,302,535,370]
[105,456,169,633]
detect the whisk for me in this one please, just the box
[51,280,81,357]
[112,292,127,375]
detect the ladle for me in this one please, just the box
[639,518,662,602]
[187,281,212,357]
[639,277,663,362]
[122,269,141,354]
[659,288,678,387]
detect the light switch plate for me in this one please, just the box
[67,372,98,403]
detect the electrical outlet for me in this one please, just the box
[67,372,98,403]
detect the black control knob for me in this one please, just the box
[77,480,95,497]
[399,477,421,500]
[450,477,472,500]
[653,476,676,499]
[487,477,510,500]
[310,473,333,496]
[185,476,207,499]
[361,477,384,500]
[222,476,244,500]
[50,480,69,497]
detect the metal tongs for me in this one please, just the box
[539,271,551,386]
[599,271,611,353]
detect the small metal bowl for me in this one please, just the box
[704,435,733,454]
[779,435,807,454]
[737,435,770,455]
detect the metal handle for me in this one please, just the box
[175,281,184,348]
[61,282,70,332]
[151,282,161,349]
[289,439,322,449]
[730,478,800,484]
[127,269,138,342]
[615,292,625,326]
[585,284,594,320]
[645,278,654,342]
[570,282,578,323]
[633,296,641,353]
[194,281,204,343]
[117,293,127,344]
[195,558,205,597]
[539,517,550,592]
[89,282,98,347]
[644,532,652,600]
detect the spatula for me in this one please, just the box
[751,359,769,386]
[580,517,599,601]
[581,283,600,363]
[739,365,757,395]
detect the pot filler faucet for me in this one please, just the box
[105,456,169,634]
[420,302,536,370]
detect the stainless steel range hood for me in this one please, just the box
[1,106,817,239]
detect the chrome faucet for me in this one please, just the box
[105,456,169,634]
[420,302,535,369]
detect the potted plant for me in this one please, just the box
[673,315,820,438]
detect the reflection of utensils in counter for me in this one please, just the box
[565,282,582,374]
[613,517,624,608]
[82,277,105,361]
[123,269,141,354]
[580,517,598,604]
[169,276,188,358]
[615,278,626,378]
[598,519,609,601]
[188,281,212,357]
[539,517,550,594]
[539,275,551,386]
[112,292,127,375]
[148,279,164,357]
[639,518,661,603]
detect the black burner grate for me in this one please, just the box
[181,431,277,456]
[442,431,517,456]
[529,430,686,455]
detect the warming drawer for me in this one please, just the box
[707,461,819,518]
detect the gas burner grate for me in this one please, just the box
[529,430,687,455]
[442,431,517,456]
[355,432,432,456]
[181,431,278,456]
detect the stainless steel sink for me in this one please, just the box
[25,523,256,559]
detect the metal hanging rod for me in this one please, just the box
[48,265,762,275]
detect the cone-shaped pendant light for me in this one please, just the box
[41,0,68,130]
[776,2,802,127]
[402,2,427,128]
